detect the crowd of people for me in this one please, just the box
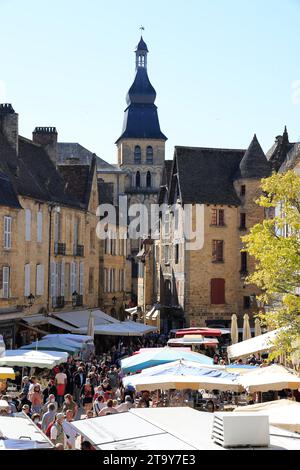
[0,336,168,450]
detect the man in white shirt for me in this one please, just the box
[62,410,79,450]
[116,396,134,413]
[98,399,118,416]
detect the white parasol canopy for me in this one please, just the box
[254,318,262,337]
[238,364,300,392]
[0,349,68,368]
[234,399,300,434]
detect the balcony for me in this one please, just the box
[73,294,83,307]
[54,242,66,256]
[73,244,84,257]
[52,296,65,308]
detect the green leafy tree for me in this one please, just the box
[242,170,300,359]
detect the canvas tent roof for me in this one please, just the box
[238,364,300,392]
[68,407,300,450]
[73,321,157,336]
[53,309,119,328]
[0,349,68,368]
[0,416,53,449]
[227,329,280,359]
[234,399,300,434]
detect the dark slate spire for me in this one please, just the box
[116,36,167,144]
[235,134,271,179]
[267,126,292,172]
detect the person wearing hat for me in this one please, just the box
[21,376,30,396]
[116,395,134,413]
[50,413,66,448]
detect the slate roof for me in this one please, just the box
[57,155,96,209]
[158,160,173,205]
[58,142,124,173]
[116,53,167,143]
[0,130,83,209]
[234,134,272,180]
[266,128,295,172]
[0,170,21,208]
[172,146,246,206]
[136,36,148,52]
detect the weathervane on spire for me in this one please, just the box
[140,25,145,33]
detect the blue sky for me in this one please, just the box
[1,0,300,162]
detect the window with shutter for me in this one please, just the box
[24,264,31,297]
[60,260,65,297]
[25,209,31,241]
[65,263,70,299]
[2,266,10,298]
[4,216,12,249]
[79,261,84,295]
[50,262,57,298]
[211,278,225,305]
[89,268,94,294]
[36,264,44,296]
[212,240,224,262]
[70,262,76,294]
[37,212,43,243]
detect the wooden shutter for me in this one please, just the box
[50,261,56,298]
[219,210,224,226]
[70,262,76,294]
[4,216,12,249]
[60,260,65,297]
[3,266,10,298]
[211,278,225,305]
[24,264,31,297]
[79,261,84,295]
[25,209,31,241]
[37,211,43,243]
[54,213,60,243]
[36,264,44,296]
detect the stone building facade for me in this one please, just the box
[155,136,271,332]
[0,104,100,347]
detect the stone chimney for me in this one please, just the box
[0,104,19,155]
[32,127,58,165]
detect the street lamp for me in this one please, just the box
[27,293,35,307]
[72,291,78,308]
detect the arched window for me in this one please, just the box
[146,146,153,164]
[146,171,151,188]
[134,145,141,163]
[136,171,141,188]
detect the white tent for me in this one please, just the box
[42,334,93,343]
[0,350,68,368]
[0,415,53,449]
[52,309,119,328]
[234,399,300,434]
[72,321,157,336]
[122,360,242,392]
[238,364,300,392]
[227,329,280,359]
[67,406,300,450]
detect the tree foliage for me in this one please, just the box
[242,171,300,359]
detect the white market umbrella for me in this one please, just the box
[122,360,242,392]
[242,314,251,341]
[230,314,238,344]
[0,349,68,368]
[254,318,262,337]
[239,364,300,392]
[234,399,300,434]
[87,312,95,339]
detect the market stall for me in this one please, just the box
[121,348,213,374]
[122,359,242,392]
[238,364,300,392]
[0,349,68,368]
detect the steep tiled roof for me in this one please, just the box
[266,128,295,172]
[0,131,83,209]
[172,146,246,205]
[98,180,114,205]
[57,155,96,209]
[58,142,123,173]
[0,170,21,208]
[235,135,272,180]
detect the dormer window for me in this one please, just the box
[134,146,141,164]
